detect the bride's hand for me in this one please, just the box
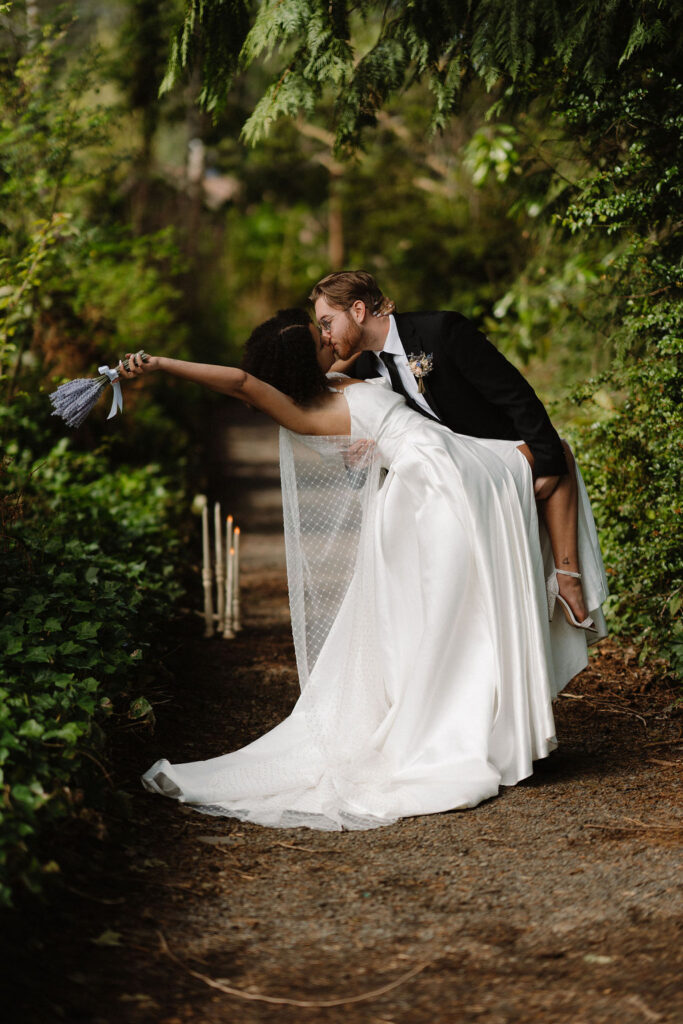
[118,352,159,378]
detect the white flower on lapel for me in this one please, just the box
[406,352,434,394]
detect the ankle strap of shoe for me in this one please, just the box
[555,568,582,579]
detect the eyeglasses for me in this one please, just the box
[318,306,351,333]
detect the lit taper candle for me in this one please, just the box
[232,525,241,632]
[200,498,214,637]
[223,516,234,638]
[214,502,225,631]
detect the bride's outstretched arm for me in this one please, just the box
[118,354,350,436]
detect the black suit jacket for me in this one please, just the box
[353,311,568,477]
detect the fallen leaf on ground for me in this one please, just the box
[91,929,123,947]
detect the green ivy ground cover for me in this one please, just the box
[1,399,185,907]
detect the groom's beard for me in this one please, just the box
[330,315,364,360]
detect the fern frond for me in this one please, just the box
[241,64,317,146]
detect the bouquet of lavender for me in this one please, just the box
[49,350,149,428]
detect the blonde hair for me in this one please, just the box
[309,271,396,317]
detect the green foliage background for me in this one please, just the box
[1,0,681,904]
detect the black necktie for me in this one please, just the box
[379,352,438,420]
[379,351,411,400]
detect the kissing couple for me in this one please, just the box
[136,270,608,830]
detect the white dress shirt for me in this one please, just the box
[375,315,441,420]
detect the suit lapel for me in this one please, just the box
[394,314,443,421]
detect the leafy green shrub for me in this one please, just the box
[571,302,682,675]
[0,417,185,907]
[555,71,683,678]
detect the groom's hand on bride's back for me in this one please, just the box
[344,439,376,467]
[343,439,376,490]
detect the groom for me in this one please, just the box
[309,269,568,498]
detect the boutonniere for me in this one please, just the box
[407,352,434,394]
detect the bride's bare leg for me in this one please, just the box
[541,442,589,621]
[517,441,589,622]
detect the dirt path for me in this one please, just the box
[3,406,682,1024]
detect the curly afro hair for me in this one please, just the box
[241,308,330,407]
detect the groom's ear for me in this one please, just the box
[350,300,368,323]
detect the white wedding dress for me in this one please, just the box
[142,377,608,830]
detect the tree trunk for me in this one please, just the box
[328,181,344,269]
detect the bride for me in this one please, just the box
[133,308,608,831]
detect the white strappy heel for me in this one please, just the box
[546,568,598,634]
